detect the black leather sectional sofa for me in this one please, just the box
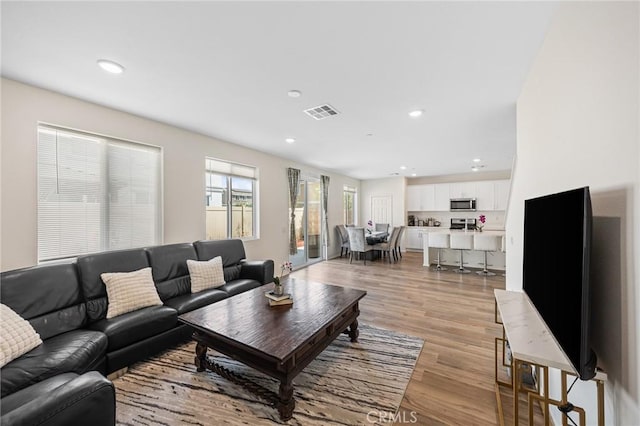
[0,239,274,426]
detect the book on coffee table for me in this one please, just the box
[268,297,293,307]
[265,291,291,302]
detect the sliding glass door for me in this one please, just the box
[289,177,322,268]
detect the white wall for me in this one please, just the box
[508,2,639,424]
[0,78,360,271]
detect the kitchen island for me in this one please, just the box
[405,226,444,250]
[421,229,506,271]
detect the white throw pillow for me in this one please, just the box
[101,267,162,319]
[187,256,226,293]
[0,304,43,367]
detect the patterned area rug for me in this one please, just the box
[114,324,423,425]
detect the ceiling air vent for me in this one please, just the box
[303,104,339,120]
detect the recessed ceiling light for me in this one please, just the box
[411,173,417,177]
[97,59,125,74]
[285,138,295,144]
[400,166,407,170]
[408,109,424,118]
[287,90,302,98]
[471,166,479,172]
[473,158,482,163]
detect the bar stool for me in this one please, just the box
[474,234,501,276]
[450,233,474,274]
[428,233,450,271]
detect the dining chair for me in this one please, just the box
[336,225,350,258]
[374,223,389,234]
[395,226,406,260]
[373,226,401,263]
[346,227,375,265]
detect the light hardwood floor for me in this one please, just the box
[289,251,507,425]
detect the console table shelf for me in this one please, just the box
[494,289,606,426]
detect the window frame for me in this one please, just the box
[343,185,358,226]
[205,157,259,241]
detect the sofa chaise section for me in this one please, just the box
[0,263,107,397]
[1,372,115,426]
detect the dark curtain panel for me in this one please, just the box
[321,175,330,250]
[287,168,301,255]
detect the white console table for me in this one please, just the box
[494,289,606,426]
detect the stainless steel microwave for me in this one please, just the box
[450,198,477,211]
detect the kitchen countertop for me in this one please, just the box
[426,229,505,233]
[407,226,505,233]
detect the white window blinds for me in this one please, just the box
[37,125,162,262]
[206,158,257,179]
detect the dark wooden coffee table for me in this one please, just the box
[178,279,366,421]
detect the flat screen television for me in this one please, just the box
[522,186,597,380]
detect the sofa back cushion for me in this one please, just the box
[145,243,197,300]
[77,249,149,322]
[0,263,86,340]
[194,239,246,281]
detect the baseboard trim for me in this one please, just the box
[107,367,128,380]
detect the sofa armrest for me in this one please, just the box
[239,259,274,285]
[1,372,115,426]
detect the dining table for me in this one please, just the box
[366,231,389,245]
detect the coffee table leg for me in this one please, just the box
[348,319,359,342]
[277,381,295,421]
[195,342,207,372]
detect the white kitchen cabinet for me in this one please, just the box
[434,183,450,211]
[408,179,510,212]
[405,227,425,250]
[407,185,435,211]
[494,180,511,211]
[420,185,436,210]
[475,181,495,211]
[407,185,422,211]
[449,182,476,199]
[471,179,511,211]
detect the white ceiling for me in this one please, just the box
[1,1,557,180]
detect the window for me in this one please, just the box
[37,125,162,262]
[343,185,357,225]
[205,158,257,240]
